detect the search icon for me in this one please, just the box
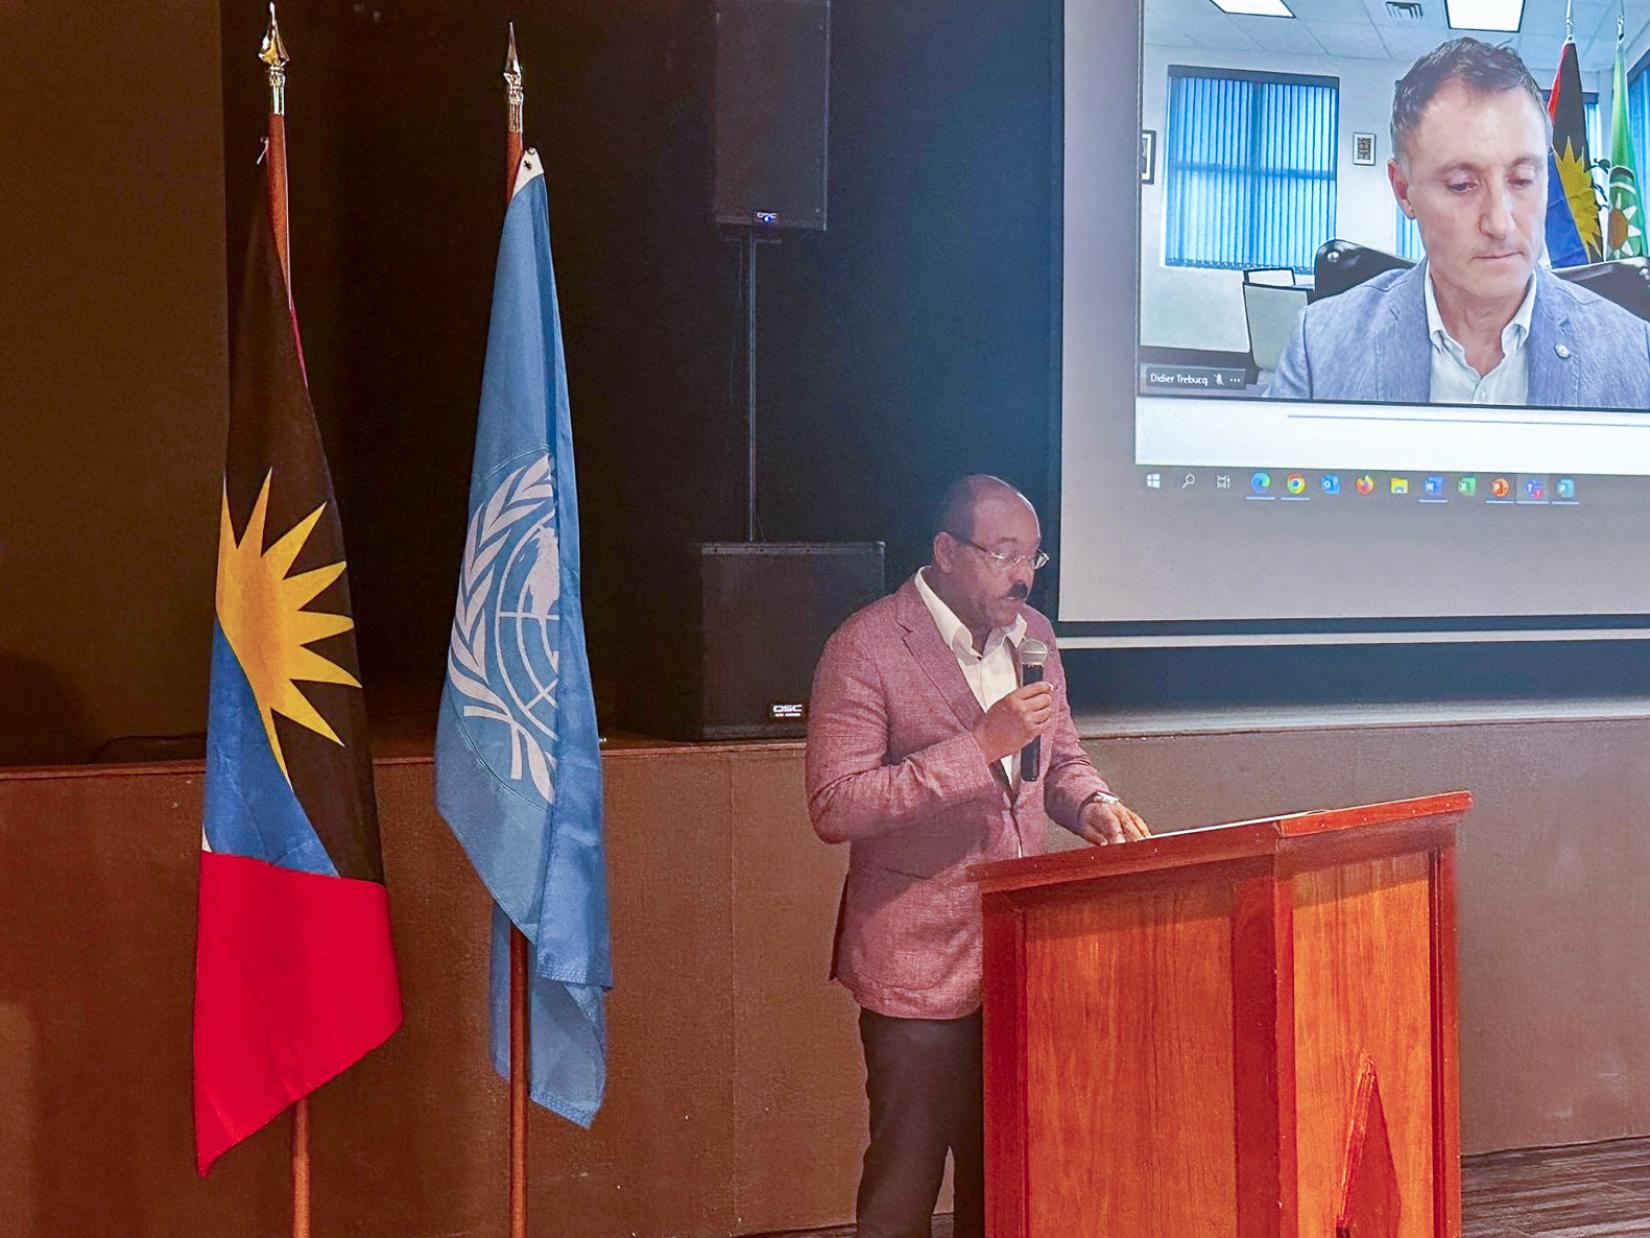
[1181,472,1196,489]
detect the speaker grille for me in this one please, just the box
[622,541,883,739]
[713,0,831,230]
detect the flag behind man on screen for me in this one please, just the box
[436,149,610,1126]
[1547,36,1602,265]
[1606,28,1645,260]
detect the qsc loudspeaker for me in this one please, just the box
[714,0,831,230]
[623,542,883,739]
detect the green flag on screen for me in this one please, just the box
[1608,32,1645,259]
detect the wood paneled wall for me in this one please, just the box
[4,714,1650,1234]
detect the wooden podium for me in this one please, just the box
[970,792,1472,1238]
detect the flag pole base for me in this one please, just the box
[292,1097,311,1238]
[510,925,529,1238]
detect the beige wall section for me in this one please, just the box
[0,3,226,763]
[3,714,1650,1234]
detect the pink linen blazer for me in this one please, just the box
[804,577,1110,1019]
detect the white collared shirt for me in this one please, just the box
[914,567,1028,788]
[1424,271,1536,406]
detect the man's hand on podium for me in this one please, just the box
[1077,798,1150,846]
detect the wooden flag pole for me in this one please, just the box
[292,1097,312,1238]
[260,10,310,1238]
[503,25,530,1238]
[261,4,292,292]
[510,930,529,1238]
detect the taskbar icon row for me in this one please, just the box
[1141,469,1579,504]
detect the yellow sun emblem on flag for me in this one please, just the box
[216,472,360,782]
[1555,140,1602,254]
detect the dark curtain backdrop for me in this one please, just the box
[218,0,1057,728]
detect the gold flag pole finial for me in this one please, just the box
[261,3,291,116]
[504,22,524,136]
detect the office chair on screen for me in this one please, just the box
[1311,240,1413,302]
[1552,256,1650,320]
[1242,266,1297,288]
[1310,239,1650,323]
[1242,270,1309,376]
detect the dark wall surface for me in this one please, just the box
[0,2,226,764]
[217,0,739,728]
[215,0,1059,733]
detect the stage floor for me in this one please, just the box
[755,1137,1650,1238]
[1463,1138,1650,1237]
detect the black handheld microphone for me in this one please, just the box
[1019,638,1049,782]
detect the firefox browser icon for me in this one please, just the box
[1355,475,1375,495]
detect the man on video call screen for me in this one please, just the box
[1265,37,1650,410]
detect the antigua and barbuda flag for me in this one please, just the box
[436,149,610,1126]
[194,149,402,1175]
[1548,39,1603,264]
[1544,147,1589,268]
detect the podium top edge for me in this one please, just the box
[1246,790,1472,838]
[969,790,1472,893]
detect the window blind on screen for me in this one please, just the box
[1164,67,1338,274]
[1396,206,1423,262]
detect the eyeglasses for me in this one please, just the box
[946,533,1051,573]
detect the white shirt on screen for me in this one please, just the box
[913,567,1028,791]
[1424,272,1536,406]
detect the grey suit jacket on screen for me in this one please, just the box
[1264,262,1650,409]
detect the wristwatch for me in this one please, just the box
[1084,789,1121,809]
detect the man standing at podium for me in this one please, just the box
[806,475,1148,1238]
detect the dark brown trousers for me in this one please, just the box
[855,1008,984,1238]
